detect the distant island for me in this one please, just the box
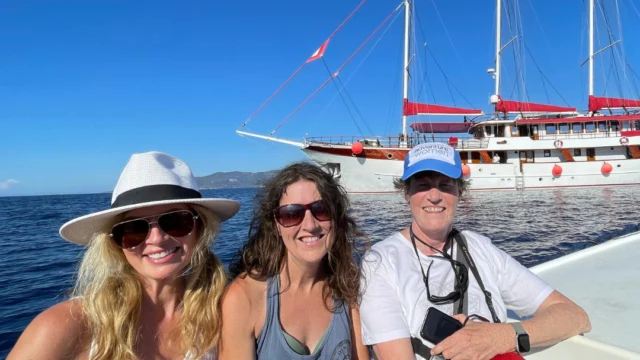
[195,170,278,190]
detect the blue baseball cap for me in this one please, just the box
[402,142,462,181]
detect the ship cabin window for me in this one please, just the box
[512,126,520,136]
[635,120,640,130]
[517,125,530,137]
[497,125,505,137]
[574,148,581,156]
[559,123,570,134]
[611,122,620,131]
[545,124,556,134]
[470,151,481,163]
[485,126,493,136]
[598,122,607,132]
[459,151,469,163]
[621,121,632,131]
[585,122,596,132]
[544,150,551,157]
[572,123,583,133]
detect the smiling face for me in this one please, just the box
[276,179,334,269]
[406,171,460,242]
[118,203,199,282]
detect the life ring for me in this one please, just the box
[553,139,563,149]
[620,137,629,146]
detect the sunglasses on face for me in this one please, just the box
[109,209,199,249]
[274,200,331,227]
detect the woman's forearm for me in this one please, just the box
[521,299,591,348]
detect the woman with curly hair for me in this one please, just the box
[8,151,240,360]
[219,162,370,360]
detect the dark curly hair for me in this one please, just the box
[228,161,369,309]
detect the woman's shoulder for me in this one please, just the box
[29,298,88,335]
[361,231,408,266]
[459,230,497,249]
[220,273,269,346]
[33,298,89,338]
[229,272,268,296]
[7,298,90,359]
[223,273,269,312]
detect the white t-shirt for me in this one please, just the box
[359,230,553,359]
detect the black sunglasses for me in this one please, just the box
[110,209,199,249]
[274,200,331,227]
[424,256,469,304]
[409,226,469,305]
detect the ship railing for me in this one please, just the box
[535,131,622,140]
[457,138,490,149]
[304,135,489,150]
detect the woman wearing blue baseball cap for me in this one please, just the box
[358,142,591,360]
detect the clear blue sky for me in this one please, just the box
[2,0,640,196]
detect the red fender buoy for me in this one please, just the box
[552,164,563,176]
[462,164,471,176]
[351,141,363,155]
[601,162,613,174]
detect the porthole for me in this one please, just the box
[387,153,393,159]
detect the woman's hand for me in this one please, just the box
[430,314,515,360]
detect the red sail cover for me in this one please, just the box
[495,97,576,114]
[589,95,640,112]
[403,99,483,116]
[410,122,473,133]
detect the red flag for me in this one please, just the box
[306,40,329,63]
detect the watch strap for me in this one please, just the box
[510,322,527,353]
[511,322,526,335]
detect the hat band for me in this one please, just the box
[111,184,202,209]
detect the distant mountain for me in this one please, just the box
[196,170,278,190]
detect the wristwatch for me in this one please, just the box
[510,322,530,353]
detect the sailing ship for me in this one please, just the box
[237,0,640,193]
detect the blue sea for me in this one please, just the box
[2,187,640,358]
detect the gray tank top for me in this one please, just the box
[256,276,353,360]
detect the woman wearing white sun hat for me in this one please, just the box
[8,151,240,360]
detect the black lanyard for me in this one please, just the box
[453,229,500,323]
[409,226,500,323]
[409,226,466,314]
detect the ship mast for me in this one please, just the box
[494,0,502,99]
[489,0,502,106]
[401,0,410,146]
[588,0,594,98]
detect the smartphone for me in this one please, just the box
[420,307,463,345]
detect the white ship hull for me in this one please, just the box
[302,144,640,193]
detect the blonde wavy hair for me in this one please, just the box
[71,204,226,360]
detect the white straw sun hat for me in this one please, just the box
[59,151,240,245]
